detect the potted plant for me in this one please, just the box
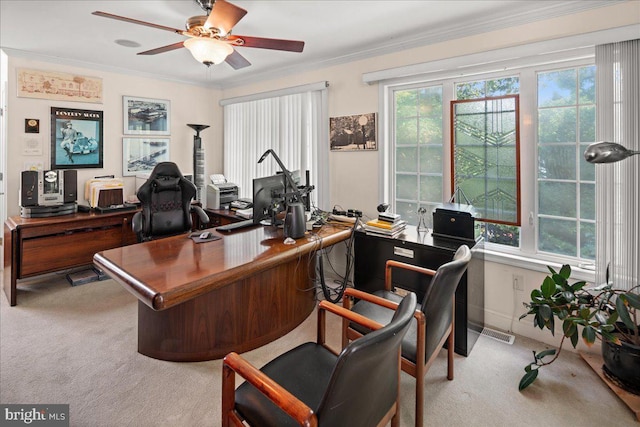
[518,264,640,392]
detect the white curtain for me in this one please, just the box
[595,39,639,290]
[222,85,328,209]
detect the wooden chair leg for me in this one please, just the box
[447,324,455,380]
[221,362,235,427]
[415,368,424,427]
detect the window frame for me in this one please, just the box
[381,58,597,270]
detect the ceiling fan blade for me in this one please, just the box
[225,49,251,70]
[138,41,186,56]
[92,11,183,34]
[228,35,305,52]
[204,0,248,34]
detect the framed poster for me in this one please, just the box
[123,96,170,135]
[330,113,377,151]
[122,137,170,176]
[51,107,103,169]
[18,68,103,103]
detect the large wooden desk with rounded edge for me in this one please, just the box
[93,223,352,362]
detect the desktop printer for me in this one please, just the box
[206,182,239,209]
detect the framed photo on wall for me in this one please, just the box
[330,113,377,151]
[123,96,170,135]
[122,137,170,176]
[51,107,103,169]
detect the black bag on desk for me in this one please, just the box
[432,204,475,240]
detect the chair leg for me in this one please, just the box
[447,329,454,381]
[391,413,399,427]
[415,365,424,427]
[221,363,235,427]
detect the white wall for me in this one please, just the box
[4,57,222,218]
[2,1,638,350]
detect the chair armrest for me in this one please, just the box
[343,288,401,311]
[131,211,143,235]
[385,260,436,291]
[222,352,316,426]
[319,299,384,331]
[190,205,210,225]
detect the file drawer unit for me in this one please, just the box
[3,210,138,306]
[354,226,484,356]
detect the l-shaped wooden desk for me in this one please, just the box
[93,223,352,362]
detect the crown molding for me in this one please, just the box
[216,0,619,89]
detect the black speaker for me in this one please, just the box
[21,170,38,206]
[64,170,77,203]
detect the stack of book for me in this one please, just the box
[364,212,406,237]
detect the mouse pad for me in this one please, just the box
[189,232,222,244]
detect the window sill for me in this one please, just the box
[481,248,596,283]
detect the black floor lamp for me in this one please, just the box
[187,124,210,203]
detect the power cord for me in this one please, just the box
[318,213,361,302]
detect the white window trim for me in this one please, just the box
[378,54,601,279]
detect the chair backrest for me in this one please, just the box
[421,244,471,360]
[136,162,196,241]
[316,292,417,426]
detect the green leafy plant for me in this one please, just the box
[518,264,640,391]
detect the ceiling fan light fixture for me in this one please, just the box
[184,37,233,66]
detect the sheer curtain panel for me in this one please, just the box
[222,83,328,209]
[595,39,639,290]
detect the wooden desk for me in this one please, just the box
[204,208,245,226]
[3,210,138,306]
[93,224,352,362]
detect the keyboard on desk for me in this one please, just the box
[216,219,255,232]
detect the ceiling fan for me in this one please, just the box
[93,0,305,69]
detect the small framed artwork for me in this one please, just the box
[51,107,103,169]
[122,137,170,176]
[25,118,39,133]
[123,96,170,135]
[330,113,377,151]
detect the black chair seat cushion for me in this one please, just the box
[235,342,336,427]
[351,290,420,364]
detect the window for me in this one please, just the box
[537,66,596,259]
[386,62,596,264]
[393,86,443,226]
[451,94,520,225]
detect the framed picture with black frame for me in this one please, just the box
[51,107,103,169]
[123,96,170,136]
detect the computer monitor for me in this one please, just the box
[252,174,287,225]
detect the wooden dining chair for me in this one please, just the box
[222,292,417,427]
[342,244,471,427]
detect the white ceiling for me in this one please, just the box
[0,0,618,89]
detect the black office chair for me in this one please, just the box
[342,245,471,427]
[222,292,417,427]
[132,162,209,242]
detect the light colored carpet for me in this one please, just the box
[1,274,636,426]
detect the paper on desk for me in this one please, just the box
[235,208,253,219]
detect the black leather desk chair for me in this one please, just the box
[222,293,417,427]
[342,245,471,427]
[132,162,209,242]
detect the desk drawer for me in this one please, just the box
[21,226,125,276]
[19,215,132,239]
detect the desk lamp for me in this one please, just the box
[584,141,639,164]
[187,124,210,202]
[258,149,312,238]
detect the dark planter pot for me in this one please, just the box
[601,328,640,395]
